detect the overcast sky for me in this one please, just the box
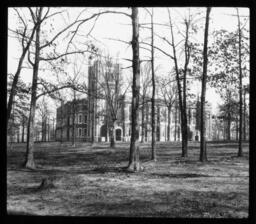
[8,7,250,117]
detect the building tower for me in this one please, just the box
[88,59,100,143]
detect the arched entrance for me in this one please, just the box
[115,128,122,141]
[100,124,107,137]
[100,124,108,142]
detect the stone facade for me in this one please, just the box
[56,60,214,143]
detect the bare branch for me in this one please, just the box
[139,45,151,53]
[122,58,133,62]
[140,22,170,28]
[143,7,152,16]
[39,50,96,61]
[141,41,174,59]
[40,10,131,50]
[27,49,34,66]
[121,65,133,70]
[106,37,131,45]
[41,7,50,21]
[13,8,26,27]
[44,10,66,20]
[86,14,100,37]
[154,33,173,47]
[36,84,74,100]
[28,7,36,23]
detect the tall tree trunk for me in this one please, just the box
[22,117,25,143]
[151,8,156,161]
[46,118,48,141]
[157,106,160,141]
[182,85,188,155]
[199,7,211,162]
[227,114,231,140]
[41,117,45,141]
[181,12,193,157]
[106,115,109,142]
[110,120,116,148]
[60,101,64,144]
[167,106,171,141]
[145,103,148,141]
[72,91,76,147]
[52,118,55,141]
[17,129,20,143]
[243,88,246,140]
[24,8,42,169]
[44,117,47,141]
[236,117,239,141]
[182,39,189,157]
[237,8,243,157]
[122,100,126,141]
[47,118,50,141]
[174,100,177,141]
[128,7,141,171]
[168,9,184,151]
[141,98,145,143]
[91,91,95,144]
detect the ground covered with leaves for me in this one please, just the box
[7,141,249,217]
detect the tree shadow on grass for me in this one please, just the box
[8,184,55,195]
[149,173,210,178]
[8,165,132,176]
[78,190,248,218]
[91,166,129,174]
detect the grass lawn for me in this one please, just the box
[7,141,249,217]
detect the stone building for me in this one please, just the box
[56,98,89,142]
[55,59,214,143]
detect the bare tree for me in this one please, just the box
[23,7,117,168]
[127,7,141,171]
[7,73,30,143]
[149,8,157,161]
[140,62,151,143]
[243,84,249,140]
[140,8,198,157]
[24,8,43,169]
[67,55,86,147]
[7,8,39,123]
[199,7,211,162]
[167,9,187,157]
[237,8,243,157]
[96,55,123,148]
[158,76,177,141]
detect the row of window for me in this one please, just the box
[77,128,87,137]
[68,115,88,125]
[126,106,198,125]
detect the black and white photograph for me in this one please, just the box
[6,6,251,218]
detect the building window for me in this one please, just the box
[79,114,82,124]
[84,128,87,136]
[78,128,82,137]
[84,115,87,124]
